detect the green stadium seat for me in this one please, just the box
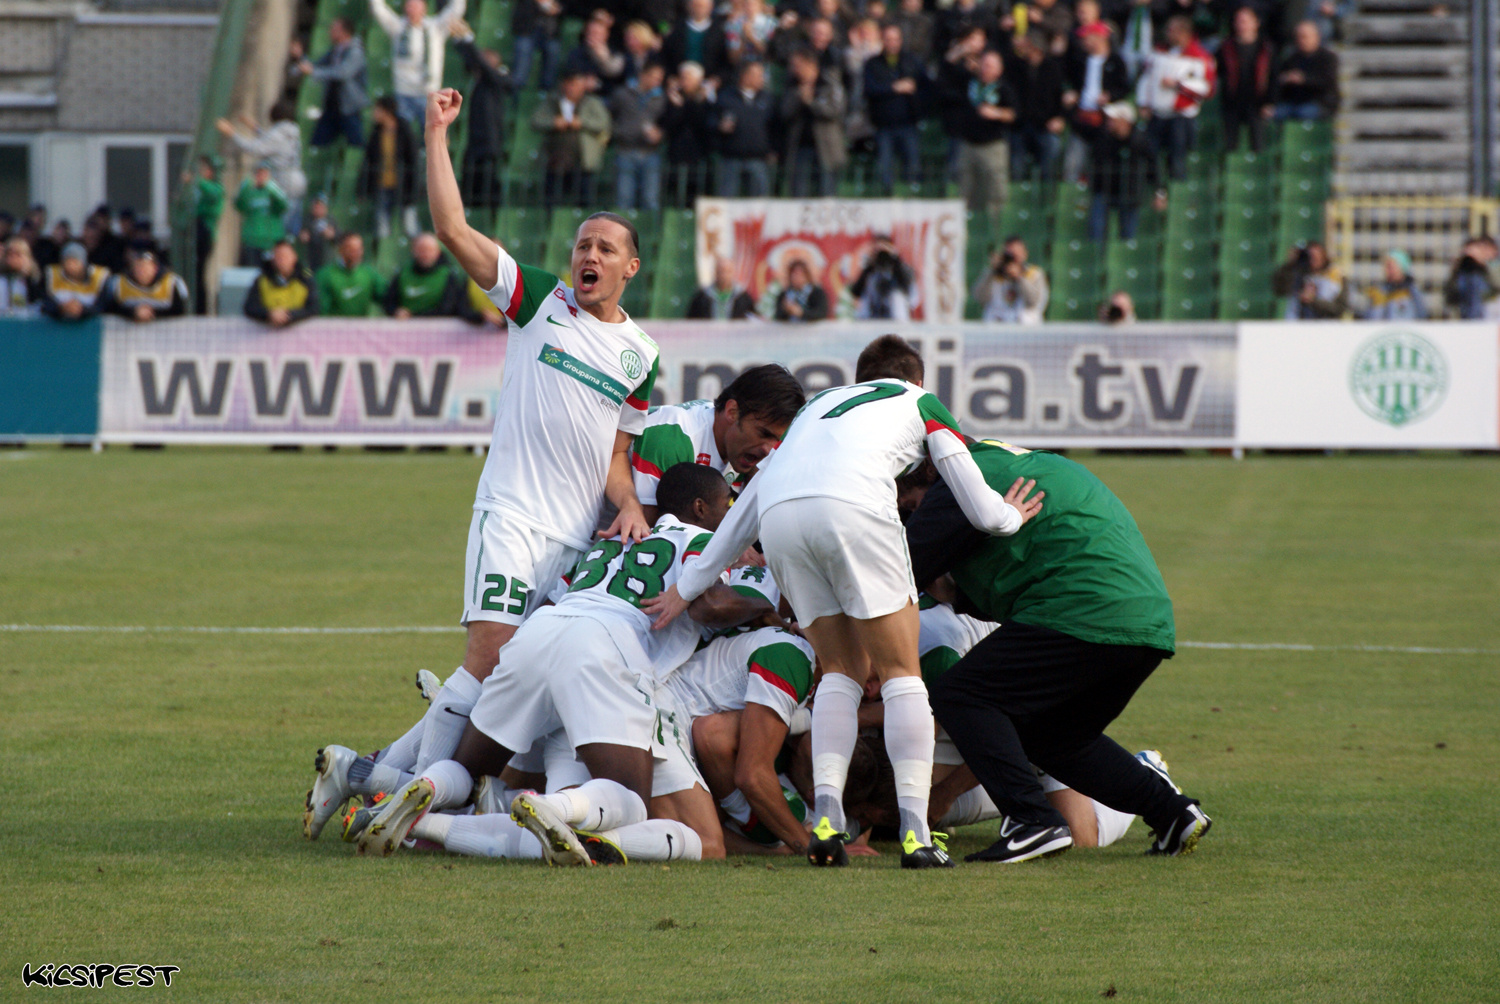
[997,181,1052,258]
[648,210,699,318]
[1221,204,1270,242]
[543,207,588,280]
[1222,172,1274,210]
[495,206,549,267]
[1053,183,1092,242]
[1276,203,1324,257]
[1105,238,1162,315]
[1048,237,1103,321]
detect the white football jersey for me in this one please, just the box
[665,625,815,727]
[754,379,968,516]
[551,515,713,681]
[631,400,737,507]
[703,563,782,641]
[474,244,661,550]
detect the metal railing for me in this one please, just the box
[1327,195,1500,314]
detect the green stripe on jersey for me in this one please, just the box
[635,422,696,476]
[684,532,713,559]
[750,639,814,702]
[917,392,962,434]
[538,343,630,405]
[513,264,560,328]
[919,645,962,689]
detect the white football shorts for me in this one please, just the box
[650,689,707,799]
[469,610,658,754]
[462,507,581,627]
[759,495,918,624]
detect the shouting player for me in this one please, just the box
[301,86,661,842]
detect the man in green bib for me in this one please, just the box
[382,232,464,318]
[904,439,1212,863]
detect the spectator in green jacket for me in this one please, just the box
[184,155,224,313]
[382,233,464,318]
[317,232,385,316]
[234,162,290,266]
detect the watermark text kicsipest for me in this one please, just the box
[22,964,179,988]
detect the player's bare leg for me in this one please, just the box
[649,785,727,860]
[689,710,743,803]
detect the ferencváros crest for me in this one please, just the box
[1348,330,1448,427]
[620,349,644,381]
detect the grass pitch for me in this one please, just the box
[2,448,1497,1003]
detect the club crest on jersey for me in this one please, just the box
[620,349,645,381]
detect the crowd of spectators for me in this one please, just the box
[270,0,1344,219]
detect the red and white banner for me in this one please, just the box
[694,199,967,324]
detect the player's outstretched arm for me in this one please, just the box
[426,89,500,290]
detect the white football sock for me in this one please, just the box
[421,759,474,810]
[719,789,753,826]
[412,812,543,859]
[811,672,863,832]
[881,676,936,846]
[597,819,702,861]
[413,667,481,773]
[375,719,425,770]
[938,785,1000,828]
[535,778,646,830]
[349,760,413,797]
[1093,800,1136,848]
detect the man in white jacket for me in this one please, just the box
[370,0,467,124]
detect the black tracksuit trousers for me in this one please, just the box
[929,619,1193,833]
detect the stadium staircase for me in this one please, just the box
[1325,0,1499,310]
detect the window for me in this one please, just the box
[0,144,30,216]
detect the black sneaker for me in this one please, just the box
[900,830,956,869]
[1147,801,1212,856]
[964,819,1073,863]
[805,816,850,867]
[577,831,627,865]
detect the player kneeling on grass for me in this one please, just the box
[357,463,751,864]
[903,441,1213,862]
[648,334,1042,870]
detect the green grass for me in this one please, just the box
[3,448,1498,1002]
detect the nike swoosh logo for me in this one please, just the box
[442,708,470,718]
[1005,829,1053,853]
[546,315,566,326]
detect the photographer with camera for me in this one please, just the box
[1272,240,1349,320]
[1442,238,1499,319]
[971,235,1049,323]
[850,235,918,321]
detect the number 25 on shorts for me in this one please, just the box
[480,574,530,614]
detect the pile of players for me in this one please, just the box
[298,86,1213,868]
